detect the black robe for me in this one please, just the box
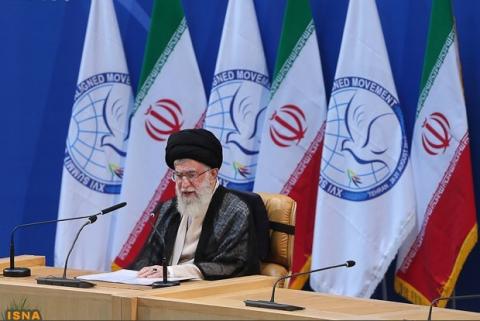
[129,185,270,280]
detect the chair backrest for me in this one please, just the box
[257,192,296,279]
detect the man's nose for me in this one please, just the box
[179,176,193,187]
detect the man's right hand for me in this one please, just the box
[137,265,163,278]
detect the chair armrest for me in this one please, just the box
[260,262,288,278]
[260,262,289,288]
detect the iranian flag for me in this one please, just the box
[395,0,477,306]
[111,0,206,268]
[253,0,327,289]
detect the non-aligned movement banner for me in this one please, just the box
[204,0,270,192]
[310,0,416,297]
[56,0,134,271]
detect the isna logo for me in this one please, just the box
[2,298,42,320]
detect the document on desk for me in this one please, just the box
[77,269,191,285]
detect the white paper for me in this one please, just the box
[77,269,191,285]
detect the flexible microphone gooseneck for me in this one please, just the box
[3,202,127,278]
[245,260,356,311]
[63,216,97,279]
[147,212,180,288]
[427,294,480,320]
[36,216,99,288]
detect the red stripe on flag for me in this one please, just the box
[283,125,325,289]
[114,177,176,268]
[395,139,477,305]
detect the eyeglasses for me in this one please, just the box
[171,169,211,182]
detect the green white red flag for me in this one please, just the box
[112,0,206,268]
[253,0,327,289]
[395,0,477,306]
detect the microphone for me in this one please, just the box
[147,212,180,288]
[245,260,356,311]
[3,202,127,278]
[427,294,480,320]
[36,215,99,288]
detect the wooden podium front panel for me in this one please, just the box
[0,266,143,320]
[136,275,283,320]
[134,277,480,320]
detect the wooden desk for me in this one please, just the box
[2,262,479,320]
[115,275,277,320]
[0,266,143,320]
[134,278,480,320]
[0,255,45,270]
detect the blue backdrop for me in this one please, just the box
[1,0,479,310]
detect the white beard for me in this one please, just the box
[176,176,214,218]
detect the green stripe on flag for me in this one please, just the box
[135,19,186,111]
[137,0,184,89]
[134,0,188,113]
[417,28,454,117]
[417,0,455,116]
[271,0,314,97]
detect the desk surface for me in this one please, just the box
[136,281,480,320]
[0,265,276,320]
[2,259,480,320]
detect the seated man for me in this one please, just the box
[130,128,270,280]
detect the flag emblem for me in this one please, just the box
[205,68,269,187]
[421,112,451,155]
[65,72,132,194]
[144,98,183,142]
[269,104,307,147]
[320,76,409,201]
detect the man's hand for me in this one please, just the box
[137,265,163,278]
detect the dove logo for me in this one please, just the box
[320,76,409,201]
[269,104,306,147]
[421,112,451,155]
[65,72,133,194]
[205,69,270,191]
[144,98,183,141]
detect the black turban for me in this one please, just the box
[165,128,223,169]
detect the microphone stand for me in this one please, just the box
[36,216,97,288]
[427,294,480,321]
[148,213,180,288]
[151,258,180,288]
[245,260,356,311]
[3,202,126,278]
